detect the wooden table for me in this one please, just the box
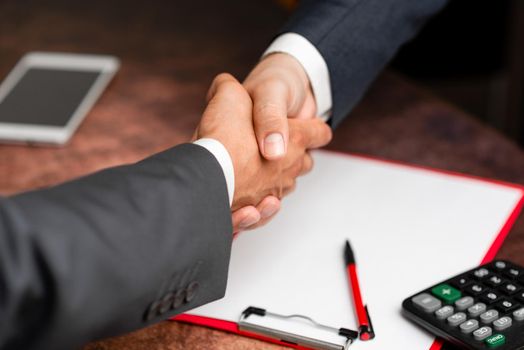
[1,1,523,349]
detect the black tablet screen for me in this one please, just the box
[0,68,101,127]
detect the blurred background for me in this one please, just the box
[392,0,524,147]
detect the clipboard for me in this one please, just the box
[173,150,524,350]
[238,306,359,350]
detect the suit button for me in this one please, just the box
[144,300,161,321]
[159,292,175,314]
[172,289,186,309]
[185,281,199,303]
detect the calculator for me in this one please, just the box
[402,260,524,349]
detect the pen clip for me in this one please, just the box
[339,328,359,349]
[358,305,375,341]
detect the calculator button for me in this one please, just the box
[473,268,491,280]
[455,296,474,311]
[450,276,473,289]
[460,319,479,334]
[467,284,486,296]
[514,291,524,303]
[486,275,506,287]
[485,334,506,348]
[480,291,502,304]
[504,267,521,280]
[447,312,467,327]
[432,284,461,303]
[493,316,512,331]
[499,282,521,295]
[468,303,487,317]
[495,298,518,313]
[493,261,508,270]
[435,305,454,320]
[412,293,442,313]
[513,307,524,321]
[480,310,499,324]
[473,326,492,341]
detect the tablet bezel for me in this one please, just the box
[0,52,120,145]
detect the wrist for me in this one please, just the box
[263,33,331,119]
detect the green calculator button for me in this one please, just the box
[485,334,505,348]
[431,284,461,303]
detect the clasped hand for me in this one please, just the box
[195,56,330,232]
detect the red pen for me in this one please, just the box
[345,240,375,341]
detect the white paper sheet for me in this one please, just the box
[188,151,524,349]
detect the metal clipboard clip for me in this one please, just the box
[238,307,359,350]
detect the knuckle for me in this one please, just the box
[213,73,245,95]
[302,156,314,174]
[315,122,332,143]
[214,72,234,84]
[293,161,303,177]
[322,125,333,143]
[290,130,304,146]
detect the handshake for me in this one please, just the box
[193,53,333,232]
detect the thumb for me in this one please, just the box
[251,82,290,160]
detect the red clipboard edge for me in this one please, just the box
[173,151,524,350]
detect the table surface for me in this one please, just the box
[0,1,523,349]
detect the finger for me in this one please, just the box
[291,118,333,149]
[243,196,281,231]
[231,206,261,233]
[251,81,289,160]
[300,152,314,175]
[232,197,279,233]
[257,196,281,220]
[245,211,277,231]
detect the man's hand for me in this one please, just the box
[243,53,317,160]
[195,73,331,232]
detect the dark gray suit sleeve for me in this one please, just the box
[0,143,233,350]
[280,0,448,128]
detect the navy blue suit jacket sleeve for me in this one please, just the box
[280,0,448,128]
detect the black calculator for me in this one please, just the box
[402,260,524,349]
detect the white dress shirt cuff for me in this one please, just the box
[193,138,235,207]
[263,32,332,121]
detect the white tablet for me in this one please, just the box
[0,52,120,145]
